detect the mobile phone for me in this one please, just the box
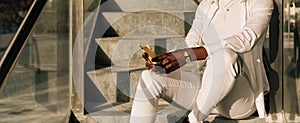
[139,44,157,64]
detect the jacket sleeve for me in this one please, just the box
[185,26,203,48]
[184,1,205,48]
[221,0,274,54]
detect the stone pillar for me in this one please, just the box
[70,0,85,120]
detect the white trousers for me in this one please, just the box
[130,49,256,123]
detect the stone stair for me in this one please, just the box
[84,0,278,122]
[84,1,198,122]
[99,0,198,12]
[81,101,269,123]
[83,101,189,123]
[95,36,186,66]
[87,66,146,103]
[100,11,195,37]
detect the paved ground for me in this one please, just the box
[0,63,70,123]
[0,95,68,123]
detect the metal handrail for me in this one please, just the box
[0,0,48,91]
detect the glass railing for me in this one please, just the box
[0,0,71,122]
[283,1,300,122]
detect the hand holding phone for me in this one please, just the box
[139,44,166,74]
[139,44,157,64]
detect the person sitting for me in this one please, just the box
[130,0,274,122]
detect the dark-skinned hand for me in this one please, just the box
[142,52,165,74]
[152,49,187,74]
[142,47,208,74]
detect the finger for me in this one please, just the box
[161,58,170,66]
[165,63,172,70]
[164,61,179,72]
[162,58,177,69]
[145,60,153,68]
[166,65,180,74]
[142,52,149,60]
[152,53,168,62]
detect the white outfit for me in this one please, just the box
[130,0,274,122]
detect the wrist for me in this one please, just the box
[183,49,191,63]
[184,47,208,61]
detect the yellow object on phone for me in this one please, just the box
[139,44,157,64]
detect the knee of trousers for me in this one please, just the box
[135,70,164,100]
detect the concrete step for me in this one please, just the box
[101,11,195,37]
[205,116,267,123]
[99,0,199,12]
[95,36,187,67]
[0,95,67,123]
[82,101,269,123]
[83,101,189,123]
[87,66,147,103]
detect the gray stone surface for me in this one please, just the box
[0,94,68,123]
[0,69,70,123]
[87,66,146,103]
[83,101,187,123]
[101,11,195,37]
[99,0,198,12]
[95,36,186,66]
[82,101,270,123]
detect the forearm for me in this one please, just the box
[185,47,208,61]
